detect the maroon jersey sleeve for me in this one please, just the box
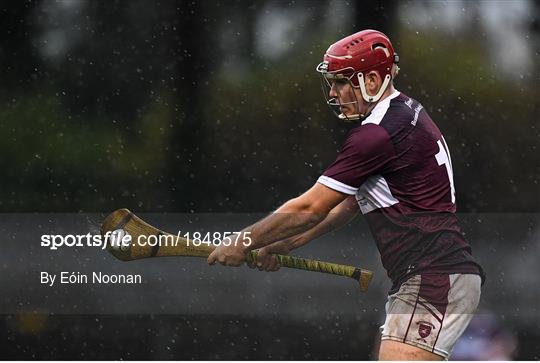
[318,124,396,195]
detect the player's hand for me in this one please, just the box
[249,240,291,272]
[207,240,247,267]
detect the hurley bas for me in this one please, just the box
[41,271,142,286]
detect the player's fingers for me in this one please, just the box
[256,248,269,270]
[245,252,255,268]
[207,252,217,265]
[218,256,227,266]
[263,254,278,271]
[247,258,256,269]
[258,258,268,271]
[255,255,274,271]
[264,256,277,271]
[257,247,269,260]
[227,259,243,267]
[269,256,281,271]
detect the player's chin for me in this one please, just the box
[340,106,353,115]
[340,110,355,119]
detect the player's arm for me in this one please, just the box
[269,195,359,252]
[247,183,349,248]
[286,195,359,248]
[251,195,359,271]
[207,124,395,267]
[207,182,348,266]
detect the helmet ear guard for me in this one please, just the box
[357,72,392,103]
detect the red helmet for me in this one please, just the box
[316,29,399,105]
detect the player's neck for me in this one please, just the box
[363,85,397,117]
[378,84,396,103]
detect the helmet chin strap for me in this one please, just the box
[325,98,361,121]
[339,103,377,121]
[334,96,377,122]
[338,112,360,121]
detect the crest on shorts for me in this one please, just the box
[416,321,435,341]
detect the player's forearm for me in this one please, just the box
[242,198,328,251]
[292,211,356,248]
[280,198,359,250]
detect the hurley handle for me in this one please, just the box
[246,251,373,292]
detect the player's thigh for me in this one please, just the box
[379,340,444,361]
[379,273,481,359]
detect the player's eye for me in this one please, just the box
[322,73,349,89]
[330,79,348,89]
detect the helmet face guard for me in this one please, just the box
[316,62,362,121]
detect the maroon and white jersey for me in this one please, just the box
[318,90,484,293]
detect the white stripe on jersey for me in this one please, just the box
[355,174,399,214]
[317,175,358,195]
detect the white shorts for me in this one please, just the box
[380,273,481,359]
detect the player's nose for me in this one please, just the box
[329,82,338,98]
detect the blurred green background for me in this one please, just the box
[1,0,538,213]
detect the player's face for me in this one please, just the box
[328,80,367,119]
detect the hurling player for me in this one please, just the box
[208,30,485,360]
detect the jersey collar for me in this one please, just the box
[361,89,401,126]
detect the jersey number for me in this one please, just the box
[435,137,455,204]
